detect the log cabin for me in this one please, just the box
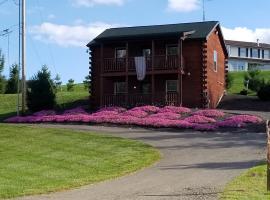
[87,21,228,109]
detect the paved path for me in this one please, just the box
[16,124,266,200]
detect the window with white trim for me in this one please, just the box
[213,50,218,72]
[115,48,126,59]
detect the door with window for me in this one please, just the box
[165,80,178,105]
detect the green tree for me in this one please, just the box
[5,64,19,94]
[67,79,75,92]
[83,75,91,90]
[54,74,62,91]
[244,70,265,92]
[27,66,56,112]
[0,50,6,94]
[226,73,234,89]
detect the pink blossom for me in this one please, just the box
[226,115,262,124]
[192,109,225,118]
[149,112,181,120]
[130,106,160,113]
[215,119,246,128]
[159,106,191,114]
[121,110,148,118]
[63,106,88,115]
[97,106,126,113]
[184,115,216,124]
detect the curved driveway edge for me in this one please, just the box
[16,124,265,200]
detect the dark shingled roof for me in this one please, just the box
[225,40,270,49]
[87,21,220,47]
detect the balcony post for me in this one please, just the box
[178,37,183,106]
[100,43,104,107]
[125,42,129,106]
[151,40,155,104]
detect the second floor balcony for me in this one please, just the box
[102,55,180,73]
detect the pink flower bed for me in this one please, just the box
[192,109,225,118]
[4,106,263,131]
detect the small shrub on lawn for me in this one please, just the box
[257,84,270,101]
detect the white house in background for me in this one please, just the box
[225,40,270,71]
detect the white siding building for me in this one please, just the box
[226,40,270,71]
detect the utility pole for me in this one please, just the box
[21,0,26,114]
[203,0,205,21]
[17,0,21,116]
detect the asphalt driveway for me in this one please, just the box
[16,124,266,200]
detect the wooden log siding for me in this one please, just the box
[267,120,270,191]
[202,41,209,108]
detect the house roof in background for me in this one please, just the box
[225,40,270,49]
[87,21,220,47]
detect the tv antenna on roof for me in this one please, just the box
[202,0,213,21]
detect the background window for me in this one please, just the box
[115,49,126,59]
[239,48,246,57]
[166,80,178,92]
[252,49,259,58]
[166,45,178,56]
[143,49,151,57]
[214,50,218,72]
[264,50,270,59]
[114,82,126,94]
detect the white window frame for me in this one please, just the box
[115,48,127,59]
[213,50,218,72]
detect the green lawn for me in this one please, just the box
[0,84,89,121]
[220,164,270,200]
[0,124,160,199]
[228,71,270,95]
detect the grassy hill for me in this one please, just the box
[0,84,89,121]
[228,71,270,95]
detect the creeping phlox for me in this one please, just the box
[5,106,262,131]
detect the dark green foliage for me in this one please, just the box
[27,66,56,112]
[67,79,75,92]
[83,75,91,90]
[0,50,6,94]
[244,70,265,92]
[226,73,234,89]
[240,89,248,95]
[5,64,19,94]
[257,84,270,101]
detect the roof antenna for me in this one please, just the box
[257,38,260,47]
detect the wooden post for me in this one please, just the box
[100,44,104,107]
[125,42,129,106]
[267,120,270,191]
[178,37,183,106]
[151,40,155,104]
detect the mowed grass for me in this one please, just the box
[220,164,270,200]
[228,71,270,95]
[0,84,89,121]
[0,124,160,199]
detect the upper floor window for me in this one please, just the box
[114,82,126,94]
[115,48,126,59]
[166,45,178,56]
[238,48,247,57]
[143,49,151,57]
[251,48,259,58]
[264,50,270,59]
[213,50,218,72]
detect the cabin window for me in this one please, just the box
[166,80,178,93]
[143,49,151,57]
[214,50,218,72]
[115,48,126,59]
[114,82,126,94]
[142,83,151,94]
[166,45,178,56]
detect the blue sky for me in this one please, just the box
[0,0,270,83]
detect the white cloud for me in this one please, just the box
[30,22,121,47]
[222,26,270,44]
[72,0,125,7]
[167,0,200,12]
